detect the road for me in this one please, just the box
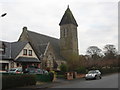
[50,73,119,88]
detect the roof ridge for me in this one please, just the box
[27,30,59,40]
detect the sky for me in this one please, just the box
[0,0,119,55]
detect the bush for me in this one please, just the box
[60,64,68,73]
[36,72,54,82]
[49,72,54,81]
[2,74,36,89]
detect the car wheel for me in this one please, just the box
[95,75,100,80]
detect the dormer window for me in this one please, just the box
[23,49,27,55]
[29,50,32,56]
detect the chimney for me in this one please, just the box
[23,26,27,32]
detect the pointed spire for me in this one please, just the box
[67,5,69,8]
[59,6,78,26]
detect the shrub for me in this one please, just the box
[60,64,68,73]
[2,74,36,89]
[49,72,54,81]
[36,72,54,82]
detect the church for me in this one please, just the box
[0,6,79,71]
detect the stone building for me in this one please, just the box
[18,6,79,70]
[59,6,79,61]
[0,6,79,71]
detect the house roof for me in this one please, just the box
[0,41,28,60]
[59,6,78,26]
[11,41,28,59]
[19,29,62,60]
[0,41,11,60]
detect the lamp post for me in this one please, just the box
[1,13,7,17]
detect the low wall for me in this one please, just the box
[76,74,85,79]
[65,72,85,80]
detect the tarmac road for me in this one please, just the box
[50,73,119,88]
[6,73,119,90]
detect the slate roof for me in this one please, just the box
[59,7,78,26]
[11,41,28,59]
[20,29,62,60]
[0,41,27,60]
[0,41,11,60]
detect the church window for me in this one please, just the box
[65,29,68,37]
[63,29,68,37]
[63,29,65,37]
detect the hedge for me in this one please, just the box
[36,72,54,82]
[2,74,36,89]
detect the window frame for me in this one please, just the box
[23,49,27,55]
[29,50,32,56]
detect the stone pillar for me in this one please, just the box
[73,72,77,78]
[65,72,73,80]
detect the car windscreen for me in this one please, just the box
[88,71,96,74]
[9,68,16,71]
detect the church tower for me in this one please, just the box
[59,6,79,61]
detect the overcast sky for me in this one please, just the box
[0,0,118,55]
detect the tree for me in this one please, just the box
[103,44,117,59]
[86,46,102,60]
[60,64,68,73]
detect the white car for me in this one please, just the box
[8,68,23,74]
[85,70,102,80]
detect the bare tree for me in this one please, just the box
[86,46,102,60]
[103,44,117,59]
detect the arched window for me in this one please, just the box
[63,29,68,37]
[61,28,68,38]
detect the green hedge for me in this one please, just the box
[36,72,54,82]
[2,74,36,89]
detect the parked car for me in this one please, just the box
[8,68,23,74]
[85,70,102,80]
[24,67,48,74]
[42,69,49,74]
